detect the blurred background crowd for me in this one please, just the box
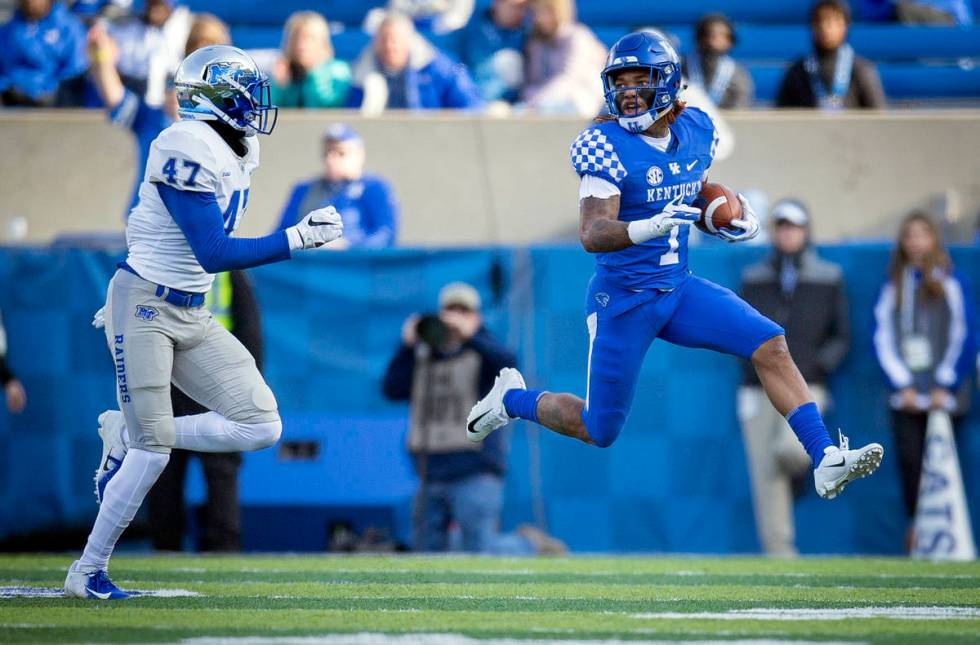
[1,0,978,113]
[0,0,979,559]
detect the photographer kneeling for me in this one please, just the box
[382,282,564,554]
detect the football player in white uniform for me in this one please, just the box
[65,46,342,599]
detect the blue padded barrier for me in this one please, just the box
[2,245,980,554]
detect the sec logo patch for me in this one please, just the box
[646,165,663,186]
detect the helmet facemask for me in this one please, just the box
[603,65,679,134]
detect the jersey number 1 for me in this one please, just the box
[660,227,680,266]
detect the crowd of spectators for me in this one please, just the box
[6,0,975,113]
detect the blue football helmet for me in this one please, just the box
[602,31,683,134]
[173,45,278,137]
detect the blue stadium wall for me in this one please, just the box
[1,243,979,555]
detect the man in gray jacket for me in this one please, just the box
[738,200,850,557]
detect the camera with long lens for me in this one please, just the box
[415,313,449,349]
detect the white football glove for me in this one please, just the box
[92,306,105,329]
[627,196,701,244]
[715,194,760,243]
[286,206,344,250]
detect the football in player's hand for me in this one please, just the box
[694,182,742,234]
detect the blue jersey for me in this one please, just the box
[570,108,718,291]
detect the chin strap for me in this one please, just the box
[617,112,654,134]
[618,103,676,133]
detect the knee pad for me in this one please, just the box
[248,382,280,422]
[582,407,625,448]
[235,416,281,451]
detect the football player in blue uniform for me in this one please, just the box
[64,46,343,599]
[468,32,883,501]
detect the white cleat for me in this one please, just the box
[94,410,128,504]
[466,367,526,442]
[814,431,884,500]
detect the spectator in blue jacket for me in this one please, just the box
[873,212,975,541]
[275,124,399,249]
[461,0,528,104]
[382,282,566,555]
[348,11,483,113]
[0,0,87,106]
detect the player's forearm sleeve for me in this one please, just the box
[158,184,291,273]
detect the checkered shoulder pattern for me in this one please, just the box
[569,128,628,184]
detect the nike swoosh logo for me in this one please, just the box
[686,160,699,170]
[827,457,846,468]
[467,410,490,433]
[88,588,112,600]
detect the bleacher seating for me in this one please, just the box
[749,61,980,101]
[577,0,814,25]
[183,0,384,27]
[199,0,980,105]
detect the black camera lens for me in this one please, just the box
[416,314,448,348]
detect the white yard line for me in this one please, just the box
[631,607,980,621]
[179,636,860,645]
[0,586,200,598]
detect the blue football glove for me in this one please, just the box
[715,193,760,243]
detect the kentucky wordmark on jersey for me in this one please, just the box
[570,107,719,291]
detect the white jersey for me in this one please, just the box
[125,120,259,293]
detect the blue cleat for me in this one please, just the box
[94,411,127,504]
[64,561,131,599]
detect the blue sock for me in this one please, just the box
[786,402,834,468]
[503,389,544,423]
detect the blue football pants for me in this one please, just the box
[582,275,783,447]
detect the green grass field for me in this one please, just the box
[1,554,979,643]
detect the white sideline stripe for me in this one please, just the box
[179,635,856,645]
[584,313,598,411]
[631,606,980,621]
[0,586,200,598]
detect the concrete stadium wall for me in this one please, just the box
[1,110,979,244]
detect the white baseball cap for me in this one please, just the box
[438,282,481,311]
[771,200,809,227]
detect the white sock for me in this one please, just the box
[79,448,169,571]
[171,412,281,452]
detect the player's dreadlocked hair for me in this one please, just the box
[662,99,686,125]
[888,211,951,305]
